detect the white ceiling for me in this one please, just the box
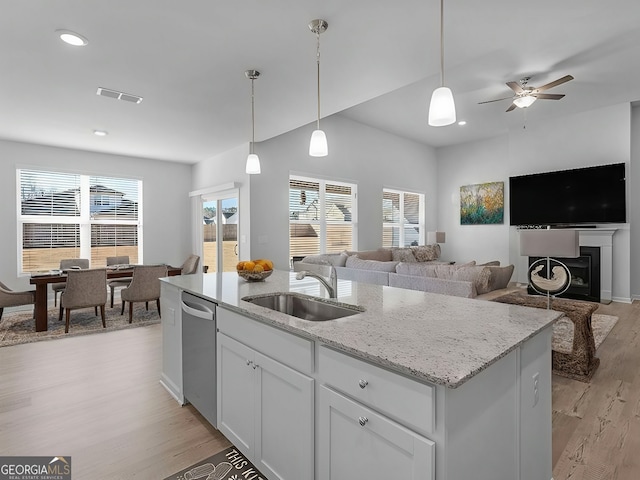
[2,0,640,163]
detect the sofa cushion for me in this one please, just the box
[301,253,348,267]
[411,244,441,262]
[478,260,501,266]
[487,265,515,290]
[345,255,398,272]
[391,247,417,263]
[395,262,439,277]
[350,248,393,262]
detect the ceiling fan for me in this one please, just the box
[479,74,574,112]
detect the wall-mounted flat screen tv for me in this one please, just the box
[509,163,626,226]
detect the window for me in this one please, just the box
[382,189,424,247]
[289,176,357,260]
[17,169,142,273]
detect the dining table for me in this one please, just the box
[29,265,182,332]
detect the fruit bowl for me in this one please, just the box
[238,269,273,282]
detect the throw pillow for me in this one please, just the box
[345,255,398,272]
[487,265,515,290]
[411,244,441,262]
[391,248,417,263]
[451,266,492,294]
[478,260,501,266]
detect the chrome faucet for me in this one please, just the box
[295,266,338,299]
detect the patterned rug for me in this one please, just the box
[0,303,162,347]
[164,446,265,480]
[552,313,618,354]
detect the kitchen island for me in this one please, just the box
[161,270,561,480]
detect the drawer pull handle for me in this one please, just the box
[358,379,368,389]
[247,360,253,366]
[358,416,368,427]
[252,363,259,370]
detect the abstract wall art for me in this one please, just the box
[460,181,504,225]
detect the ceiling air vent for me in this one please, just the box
[96,87,143,104]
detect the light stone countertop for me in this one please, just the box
[162,270,562,388]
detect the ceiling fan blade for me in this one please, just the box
[506,81,524,94]
[536,75,574,92]
[478,96,514,105]
[506,103,517,112]
[534,93,565,100]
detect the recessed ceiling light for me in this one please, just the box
[56,30,88,46]
[93,130,108,137]
[458,120,467,126]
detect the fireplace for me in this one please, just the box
[528,246,601,302]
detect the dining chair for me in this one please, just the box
[106,255,132,308]
[120,265,168,323]
[52,258,90,306]
[0,281,35,321]
[180,254,200,275]
[59,268,108,334]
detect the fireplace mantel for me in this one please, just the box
[577,229,616,304]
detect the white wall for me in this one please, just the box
[437,103,633,301]
[0,139,192,291]
[247,114,438,269]
[631,104,640,301]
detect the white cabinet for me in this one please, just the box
[159,281,183,403]
[217,308,314,480]
[318,386,435,480]
[318,346,435,480]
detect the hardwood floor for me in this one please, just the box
[552,300,640,480]
[0,300,637,479]
[0,324,230,479]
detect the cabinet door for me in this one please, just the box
[318,386,435,480]
[217,333,255,458]
[254,351,314,480]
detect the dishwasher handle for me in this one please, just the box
[181,300,215,321]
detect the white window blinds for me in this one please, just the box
[382,189,425,247]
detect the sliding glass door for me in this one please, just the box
[202,192,239,273]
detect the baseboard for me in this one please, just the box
[159,376,185,405]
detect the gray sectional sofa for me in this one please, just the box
[296,246,515,299]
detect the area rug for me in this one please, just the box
[164,446,265,480]
[0,304,161,347]
[552,313,618,354]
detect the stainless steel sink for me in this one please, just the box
[242,292,364,321]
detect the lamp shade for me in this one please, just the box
[513,95,536,108]
[427,231,446,244]
[519,229,579,258]
[309,129,328,157]
[245,153,261,174]
[428,87,456,126]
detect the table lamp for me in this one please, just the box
[519,228,580,308]
[427,231,446,245]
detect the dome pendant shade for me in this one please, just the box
[246,153,261,174]
[428,86,456,126]
[513,95,537,108]
[309,129,328,157]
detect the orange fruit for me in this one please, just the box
[243,261,255,271]
[236,261,245,271]
[253,264,264,273]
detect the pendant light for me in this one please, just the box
[428,0,456,127]
[309,19,328,157]
[245,69,261,174]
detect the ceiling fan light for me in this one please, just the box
[428,86,456,126]
[513,95,536,108]
[246,153,261,174]
[309,129,328,157]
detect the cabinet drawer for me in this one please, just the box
[319,346,434,435]
[218,307,314,375]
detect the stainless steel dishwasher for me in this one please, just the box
[181,291,217,427]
